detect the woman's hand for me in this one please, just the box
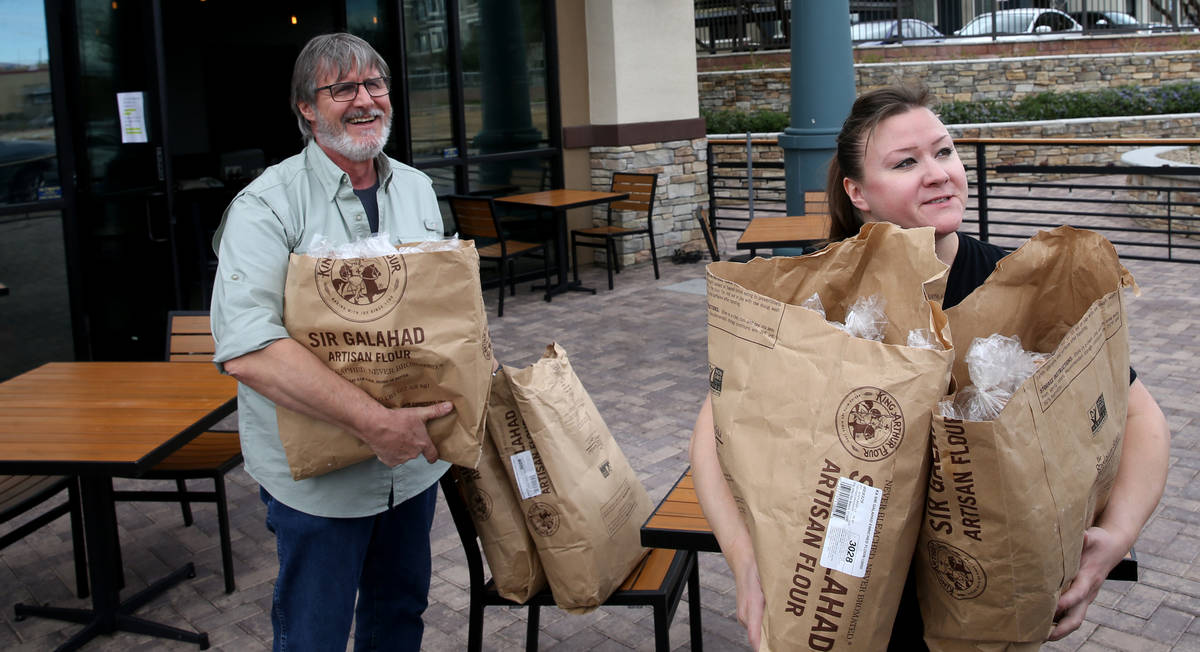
[733,553,766,649]
[1048,526,1126,640]
[1049,379,1170,641]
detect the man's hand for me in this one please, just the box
[1049,526,1125,640]
[224,339,458,466]
[360,402,454,467]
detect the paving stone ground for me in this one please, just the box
[2,204,1197,650]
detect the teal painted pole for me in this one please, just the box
[777,0,856,215]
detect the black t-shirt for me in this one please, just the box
[353,181,381,234]
[943,232,1007,310]
[889,232,1135,650]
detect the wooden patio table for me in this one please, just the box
[495,189,629,296]
[735,214,831,258]
[0,361,237,651]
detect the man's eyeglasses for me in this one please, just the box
[315,76,391,102]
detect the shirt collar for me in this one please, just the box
[304,139,393,201]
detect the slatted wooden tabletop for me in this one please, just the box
[736,214,832,251]
[0,362,237,475]
[494,189,629,211]
[640,468,721,553]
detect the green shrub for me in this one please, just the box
[704,82,1200,132]
[701,108,789,134]
[933,82,1200,124]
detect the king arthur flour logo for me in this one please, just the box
[927,540,987,600]
[835,386,905,461]
[314,254,407,322]
[526,501,561,537]
[467,488,493,522]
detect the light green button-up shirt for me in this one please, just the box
[210,140,450,517]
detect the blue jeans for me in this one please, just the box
[261,483,438,652]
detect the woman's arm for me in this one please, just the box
[1050,378,1170,640]
[690,393,764,649]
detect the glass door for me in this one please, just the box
[68,0,177,360]
[0,0,72,380]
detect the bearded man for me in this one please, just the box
[209,33,451,651]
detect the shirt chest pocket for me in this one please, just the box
[388,213,446,242]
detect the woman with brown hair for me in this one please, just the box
[689,84,1170,648]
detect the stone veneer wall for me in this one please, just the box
[948,113,1200,179]
[698,50,1200,113]
[587,138,709,266]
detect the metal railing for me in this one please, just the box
[961,137,1200,264]
[696,0,1196,54]
[705,135,1200,264]
[706,135,788,239]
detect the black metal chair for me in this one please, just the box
[449,195,551,317]
[571,172,660,290]
[111,311,242,593]
[696,208,720,262]
[440,473,703,652]
[0,474,89,598]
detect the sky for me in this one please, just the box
[0,0,49,66]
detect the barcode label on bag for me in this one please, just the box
[819,477,882,577]
[510,451,542,500]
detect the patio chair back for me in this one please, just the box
[571,172,661,290]
[449,195,502,241]
[111,310,242,593]
[0,475,88,598]
[609,172,657,217]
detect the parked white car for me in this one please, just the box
[955,8,1083,38]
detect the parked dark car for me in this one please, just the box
[0,139,58,204]
[850,18,944,45]
[1069,10,1143,31]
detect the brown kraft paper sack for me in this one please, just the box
[916,226,1136,651]
[708,222,955,651]
[276,239,493,479]
[451,375,547,602]
[495,344,654,614]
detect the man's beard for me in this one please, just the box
[314,108,392,162]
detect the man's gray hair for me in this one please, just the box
[290,33,391,144]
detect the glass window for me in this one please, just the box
[405,0,454,159]
[0,2,59,206]
[466,157,550,195]
[907,21,941,39]
[850,22,891,41]
[459,0,549,157]
[0,0,73,378]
